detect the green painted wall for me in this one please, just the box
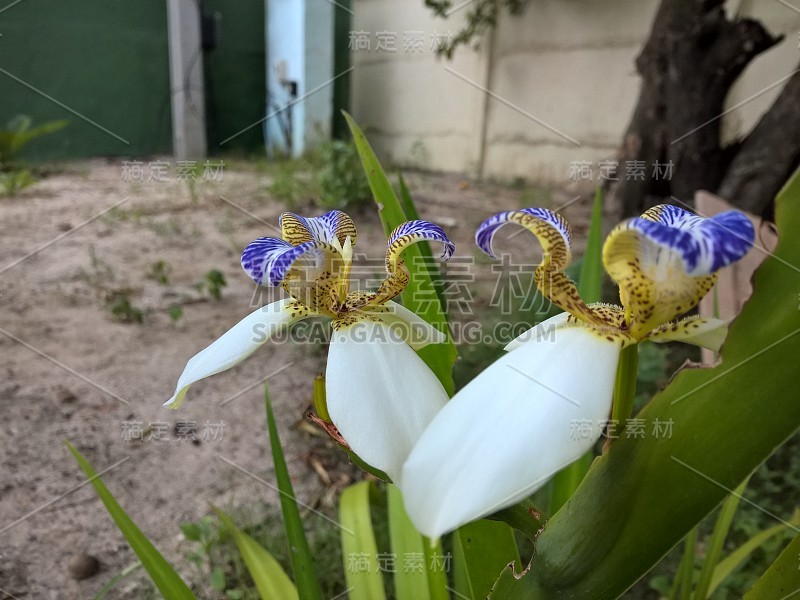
[1,1,267,161]
[204,0,266,154]
[1,1,172,161]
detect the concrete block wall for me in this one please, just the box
[351,0,800,182]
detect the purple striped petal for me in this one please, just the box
[622,207,754,276]
[641,204,705,230]
[386,220,456,267]
[475,208,572,258]
[241,236,335,286]
[280,210,357,246]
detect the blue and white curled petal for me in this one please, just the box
[241,236,336,286]
[386,220,456,271]
[280,210,357,246]
[641,204,705,230]
[475,208,572,259]
[620,210,754,276]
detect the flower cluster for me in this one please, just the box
[166,211,454,481]
[166,204,754,540]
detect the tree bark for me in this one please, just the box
[612,0,794,219]
[717,65,800,219]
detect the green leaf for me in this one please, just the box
[343,111,457,395]
[65,442,195,600]
[212,507,299,600]
[454,520,520,599]
[387,484,429,599]
[743,527,800,598]
[608,344,640,438]
[487,499,546,541]
[265,388,323,600]
[422,537,451,600]
[693,478,749,599]
[398,172,449,313]
[210,566,226,592]
[387,484,449,600]
[491,169,800,598]
[179,522,203,542]
[339,481,387,600]
[674,527,698,600]
[708,514,799,596]
[577,186,605,303]
[397,173,421,221]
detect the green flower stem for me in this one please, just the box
[604,344,639,452]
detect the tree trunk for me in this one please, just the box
[611,0,796,219]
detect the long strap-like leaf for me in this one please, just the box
[66,442,195,600]
[265,388,323,600]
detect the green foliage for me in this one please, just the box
[386,484,450,600]
[108,293,145,324]
[180,509,345,599]
[453,520,521,599]
[168,305,185,323]
[197,269,227,300]
[266,140,371,211]
[0,115,67,196]
[340,482,387,600]
[264,387,323,600]
[66,443,196,599]
[344,111,458,395]
[316,139,371,210]
[0,169,36,196]
[93,562,144,600]
[490,168,800,598]
[424,0,530,58]
[212,507,300,600]
[267,156,318,209]
[0,114,68,169]
[146,260,171,285]
[743,527,800,597]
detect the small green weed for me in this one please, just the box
[146,260,171,285]
[197,269,227,300]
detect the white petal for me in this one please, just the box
[399,325,621,539]
[164,299,308,408]
[646,316,729,351]
[369,300,447,351]
[504,311,570,352]
[325,319,449,482]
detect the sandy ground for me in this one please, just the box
[0,159,593,599]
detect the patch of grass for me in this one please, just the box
[316,140,371,210]
[181,506,347,599]
[108,293,145,324]
[265,140,372,211]
[168,305,184,323]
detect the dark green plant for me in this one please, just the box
[109,294,145,324]
[267,154,319,208]
[316,140,371,210]
[266,141,371,211]
[0,114,67,169]
[0,169,36,196]
[197,269,227,300]
[146,260,171,285]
